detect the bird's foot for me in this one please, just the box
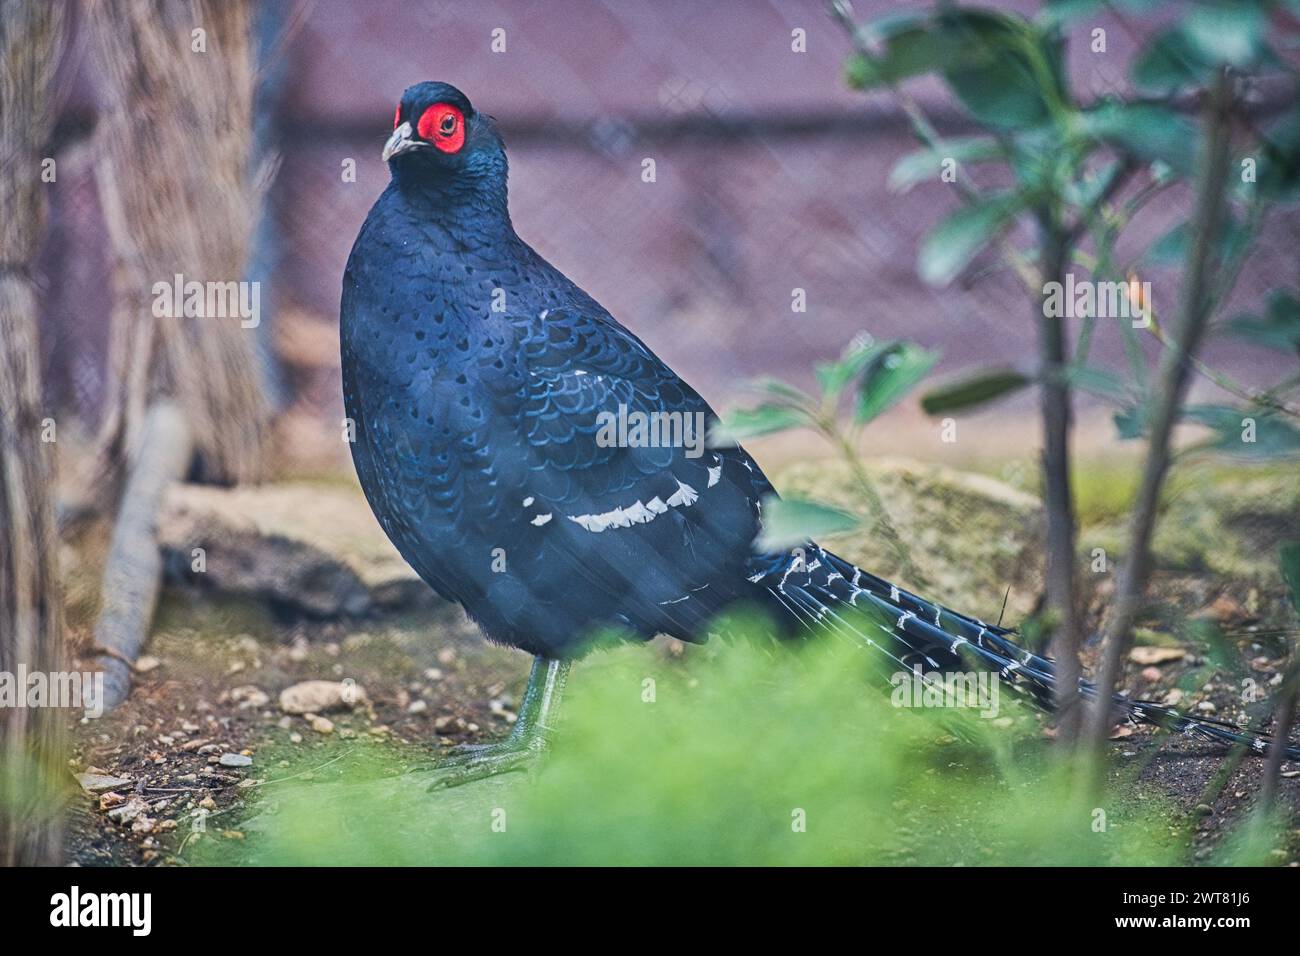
[414,656,569,792]
[422,738,544,791]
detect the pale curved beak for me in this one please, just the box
[382,121,425,162]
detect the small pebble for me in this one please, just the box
[75,772,132,795]
[310,716,334,734]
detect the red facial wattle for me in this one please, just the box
[416,103,466,154]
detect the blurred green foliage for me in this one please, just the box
[192,617,1190,866]
[836,0,1300,449]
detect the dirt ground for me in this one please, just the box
[59,463,1300,867]
[64,596,525,865]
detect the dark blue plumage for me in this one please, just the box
[342,81,1297,763]
[342,82,770,658]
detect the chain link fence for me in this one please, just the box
[36,0,1300,465]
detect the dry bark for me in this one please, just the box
[0,0,67,867]
[86,0,270,493]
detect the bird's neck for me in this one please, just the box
[390,172,513,236]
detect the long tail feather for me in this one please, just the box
[751,545,1300,761]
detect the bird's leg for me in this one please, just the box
[424,655,570,790]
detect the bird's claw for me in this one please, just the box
[422,739,546,791]
[443,741,497,759]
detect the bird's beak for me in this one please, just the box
[382,121,425,162]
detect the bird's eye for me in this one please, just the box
[417,103,466,154]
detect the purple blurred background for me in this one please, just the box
[37,0,1299,468]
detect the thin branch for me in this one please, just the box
[1083,68,1236,774]
[821,416,930,591]
[1148,321,1300,417]
[1037,211,1084,746]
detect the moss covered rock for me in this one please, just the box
[773,457,1045,621]
[1079,466,1299,584]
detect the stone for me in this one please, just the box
[229,685,271,709]
[310,715,335,734]
[279,680,366,715]
[159,482,435,617]
[74,772,132,795]
[1129,647,1186,665]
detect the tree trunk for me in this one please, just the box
[0,0,66,867]
[1037,219,1083,746]
[87,0,269,492]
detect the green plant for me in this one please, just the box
[831,0,1300,758]
[713,333,937,589]
[191,620,1186,867]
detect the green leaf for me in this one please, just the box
[856,342,939,424]
[1182,3,1266,68]
[1256,109,1300,202]
[1113,403,1300,455]
[1037,0,1159,28]
[1146,213,1249,265]
[843,12,948,89]
[888,137,1004,194]
[1184,405,1300,459]
[1080,102,1197,177]
[748,377,816,407]
[1227,290,1300,354]
[1037,0,1110,26]
[1132,28,1211,94]
[814,334,885,401]
[939,10,1065,129]
[1113,405,1149,440]
[918,193,1022,286]
[845,9,1065,129]
[1064,364,1130,400]
[1062,159,1123,209]
[844,53,877,90]
[920,368,1030,415]
[1145,224,1184,264]
[755,495,861,551]
[1280,542,1300,617]
[1006,125,1063,194]
[710,404,807,445]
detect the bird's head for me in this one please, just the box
[383,81,505,192]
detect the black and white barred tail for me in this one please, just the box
[750,544,1300,761]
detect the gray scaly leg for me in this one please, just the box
[425,655,570,790]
